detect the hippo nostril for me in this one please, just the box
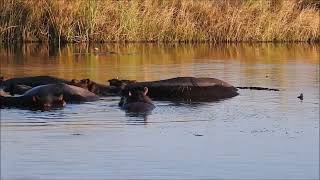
[43,103,51,107]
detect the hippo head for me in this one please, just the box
[108,79,136,88]
[121,87,152,105]
[121,87,155,113]
[69,79,92,89]
[128,87,148,97]
[32,94,66,110]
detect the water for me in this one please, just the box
[1,43,319,179]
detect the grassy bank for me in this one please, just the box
[1,0,319,43]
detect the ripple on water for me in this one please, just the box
[1,45,319,179]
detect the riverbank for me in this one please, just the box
[1,0,319,43]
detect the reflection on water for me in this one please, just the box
[0,43,319,179]
[1,43,319,83]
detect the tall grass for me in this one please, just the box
[1,0,319,43]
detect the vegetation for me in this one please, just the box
[1,0,319,43]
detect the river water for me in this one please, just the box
[0,43,319,179]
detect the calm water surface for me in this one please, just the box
[1,43,319,179]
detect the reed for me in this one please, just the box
[1,0,319,43]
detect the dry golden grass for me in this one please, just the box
[1,0,319,43]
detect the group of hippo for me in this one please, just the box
[0,75,276,112]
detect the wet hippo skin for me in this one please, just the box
[22,83,99,103]
[0,93,65,110]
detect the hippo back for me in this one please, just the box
[135,77,235,87]
[2,76,69,87]
[125,77,238,101]
[23,83,99,103]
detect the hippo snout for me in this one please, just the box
[123,102,155,113]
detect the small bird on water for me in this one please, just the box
[297,93,303,101]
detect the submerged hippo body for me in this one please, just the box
[123,102,155,112]
[23,83,99,103]
[124,77,239,101]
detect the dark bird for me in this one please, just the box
[297,93,303,100]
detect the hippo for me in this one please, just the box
[69,78,121,96]
[123,77,239,102]
[120,87,155,112]
[0,76,69,88]
[1,76,121,96]
[1,83,99,110]
[22,83,99,103]
[0,93,66,111]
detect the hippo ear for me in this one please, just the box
[128,91,132,96]
[85,79,90,84]
[143,87,148,95]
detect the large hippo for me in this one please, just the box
[0,93,66,110]
[122,77,239,101]
[120,87,155,112]
[22,83,99,103]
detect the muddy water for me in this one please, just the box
[1,43,319,179]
